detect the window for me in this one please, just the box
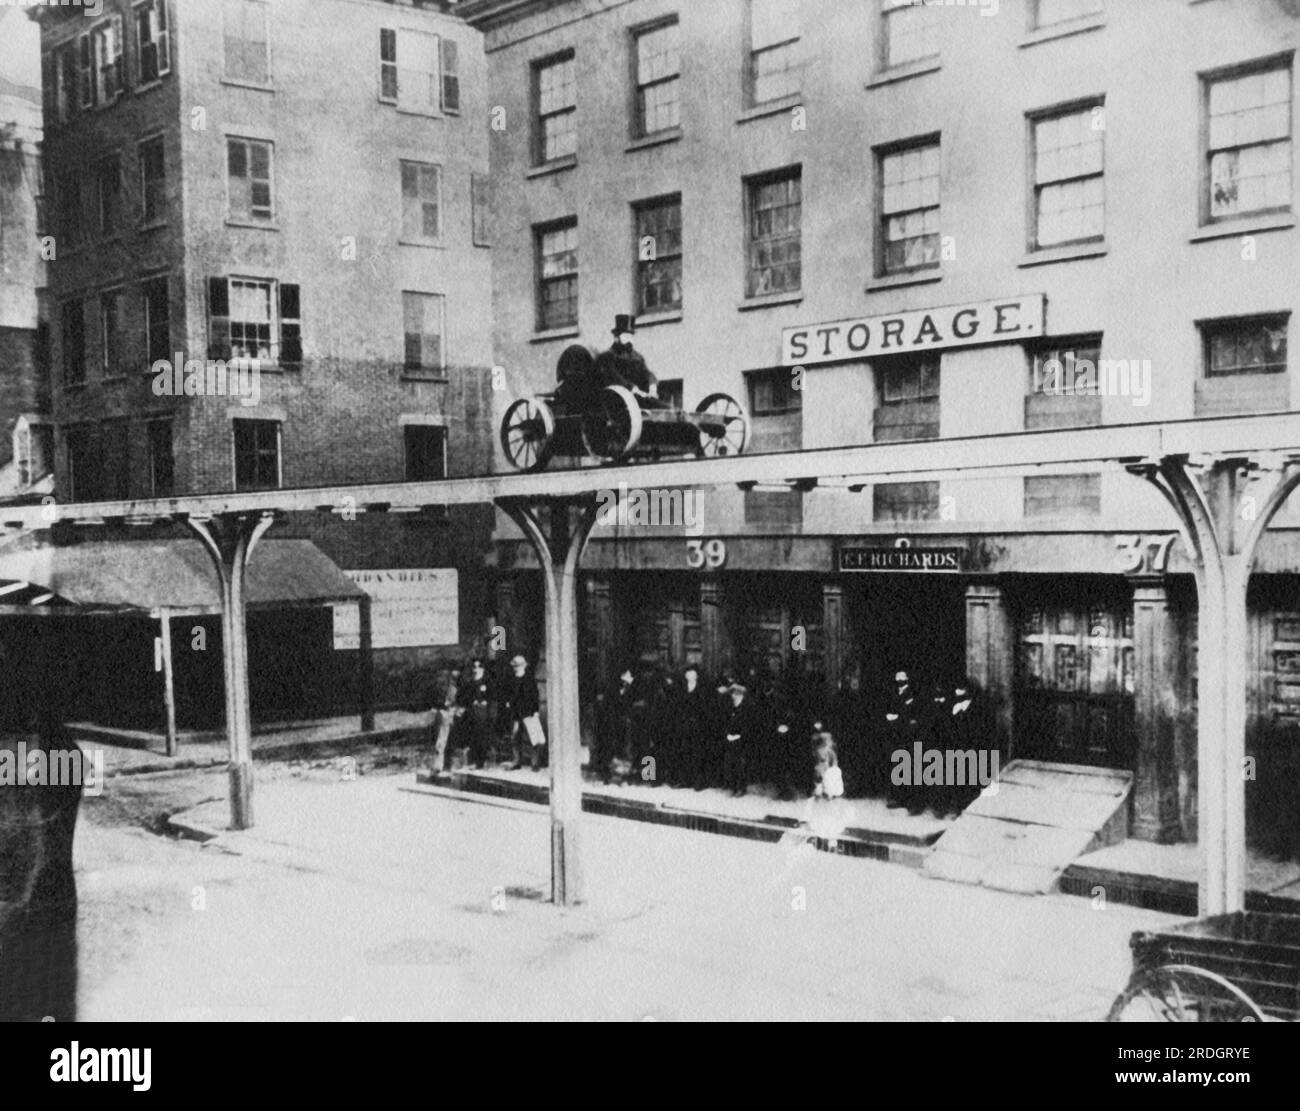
[65,425,97,502]
[97,153,122,237]
[1033,0,1104,29]
[1203,315,1288,377]
[380,29,398,102]
[875,353,939,441]
[403,292,445,374]
[79,33,95,111]
[224,0,270,85]
[134,0,171,85]
[139,136,167,224]
[881,0,939,70]
[440,38,460,114]
[234,419,280,491]
[100,290,127,378]
[1205,61,1292,222]
[873,481,940,522]
[536,220,578,331]
[749,0,799,105]
[55,45,77,124]
[400,161,442,243]
[102,419,130,501]
[379,27,440,113]
[535,53,577,164]
[1029,336,1103,395]
[635,19,680,134]
[635,195,682,315]
[207,277,300,364]
[1032,104,1104,248]
[746,168,801,297]
[143,276,170,365]
[92,16,124,104]
[148,420,174,497]
[1025,475,1101,519]
[880,140,940,273]
[227,137,274,221]
[746,367,801,416]
[471,172,491,247]
[62,300,85,387]
[57,172,82,248]
[404,424,447,481]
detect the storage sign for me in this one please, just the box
[783,294,1045,367]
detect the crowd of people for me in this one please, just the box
[427,653,997,820]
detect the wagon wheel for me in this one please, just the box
[694,393,750,458]
[500,397,556,472]
[582,386,643,461]
[1106,964,1267,1022]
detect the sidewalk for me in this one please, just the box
[426,763,1300,914]
[73,711,435,777]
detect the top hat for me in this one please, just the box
[612,314,636,337]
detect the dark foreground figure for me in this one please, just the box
[0,634,81,1023]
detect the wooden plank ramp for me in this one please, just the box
[923,760,1133,895]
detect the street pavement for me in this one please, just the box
[75,763,1179,1021]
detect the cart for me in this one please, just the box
[1107,910,1300,1022]
[500,344,750,472]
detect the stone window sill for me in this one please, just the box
[865,58,941,89]
[1018,241,1108,268]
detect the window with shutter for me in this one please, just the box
[79,34,96,110]
[441,38,460,114]
[471,173,491,247]
[208,277,231,360]
[400,161,441,243]
[279,284,302,365]
[135,0,171,85]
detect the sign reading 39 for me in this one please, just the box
[686,539,727,570]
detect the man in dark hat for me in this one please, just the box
[595,314,660,401]
[456,658,495,769]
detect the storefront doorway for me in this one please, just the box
[845,575,967,699]
[1011,579,1135,769]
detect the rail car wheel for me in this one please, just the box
[694,393,750,458]
[1106,964,1267,1022]
[582,386,643,461]
[500,397,556,472]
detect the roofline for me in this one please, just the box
[459,0,563,31]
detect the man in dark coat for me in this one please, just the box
[945,678,996,817]
[593,667,634,783]
[720,680,764,797]
[455,658,495,769]
[671,665,715,790]
[884,669,923,812]
[833,671,872,797]
[594,315,662,402]
[500,654,543,770]
[918,681,954,816]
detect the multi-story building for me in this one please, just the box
[464,0,1300,855]
[28,0,497,723]
[0,72,50,500]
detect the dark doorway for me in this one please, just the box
[847,575,967,701]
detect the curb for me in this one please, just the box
[417,770,940,867]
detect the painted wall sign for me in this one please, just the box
[839,546,966,573]
[783,294,1045,367]
[332,568,459,649]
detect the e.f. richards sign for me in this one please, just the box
[783,294,1044,367]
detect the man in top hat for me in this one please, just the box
[595,314,661,403]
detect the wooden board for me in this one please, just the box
[924,760,1133,895]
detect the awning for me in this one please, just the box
[0,538,367,614]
